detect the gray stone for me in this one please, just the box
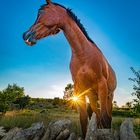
[114,130,119,140]
[77,137,84,140]
[41,119,71,140]
[97,129,114,140]
[2,127,21,140]
[0,126,6,137]
[56,129,70,140]
[85,112,114,140]
[85,113,97,140]
[67,132,76,140]
[120,119,138,140]
[13,122,45,140]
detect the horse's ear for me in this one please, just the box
[46,0,51,4]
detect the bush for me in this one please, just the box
[0,84,30,113]
[129,67,140,114]
[0,102,9,114]
[112,110,139,117]
[14,95,30,109]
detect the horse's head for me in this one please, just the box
[23,0,66,46]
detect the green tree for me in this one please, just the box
[3,84,24,102]
[125,102,132,110]
[0,91,9,113]
[129,67,140,113]
[65,83,73,92]
[0,84,27,113]
[113,101,119,109]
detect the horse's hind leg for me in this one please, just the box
[86,103,93,120]
[107,90,114,123]
[78,95,88,138]
[98,77,112,128]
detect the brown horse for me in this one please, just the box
[23,0,117,138]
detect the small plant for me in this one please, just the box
[129,67,140,114]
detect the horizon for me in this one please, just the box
[0,0,140,107]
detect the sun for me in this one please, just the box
[72,96,78,102]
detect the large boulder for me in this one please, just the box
[2,127,21,140]
[41,119,71,140]
[120,119,138,140]
[8,122,45,140]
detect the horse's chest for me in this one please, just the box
[70,62,97,84]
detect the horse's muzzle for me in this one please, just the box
[23,31,37,46]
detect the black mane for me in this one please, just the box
[40,3,95,44]
[66,8,94,44]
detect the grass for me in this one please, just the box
[0,108,81,135]
[0,109,139,138]
[112,116,140,139]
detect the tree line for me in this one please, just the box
[0,67,139,115]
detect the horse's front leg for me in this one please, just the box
[87,91,100,123]
[78,95,88,138]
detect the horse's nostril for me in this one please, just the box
[23,31,37,46]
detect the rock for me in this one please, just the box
[97,129,114,140]
[85,112,114,140]
[2,127,21,140]
[77,137,84,140]
[0,126,6,137]
[85,113,97,140]
[67,132,76,140]
[120,119,138,140]
[114,130,119,140]
[13,122,45,140]
[56,129,70,140]
[41,119,71,140]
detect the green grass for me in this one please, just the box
[0,108,81,135]
[0,109,139,138]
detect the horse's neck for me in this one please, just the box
[63,18,91,56]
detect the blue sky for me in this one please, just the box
[0,0,140,106]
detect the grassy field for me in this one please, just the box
[0,108,140,138]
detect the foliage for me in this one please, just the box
[0,91,9,113]
[14,95,30,109]
[2,84,24,102]
[129,67,140,113]
[112,109,139,117]
[64,83,74,100]
[65,83,73,91]
[113,101,119,110]
[0,84,29,113]
[125,102,132,109]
